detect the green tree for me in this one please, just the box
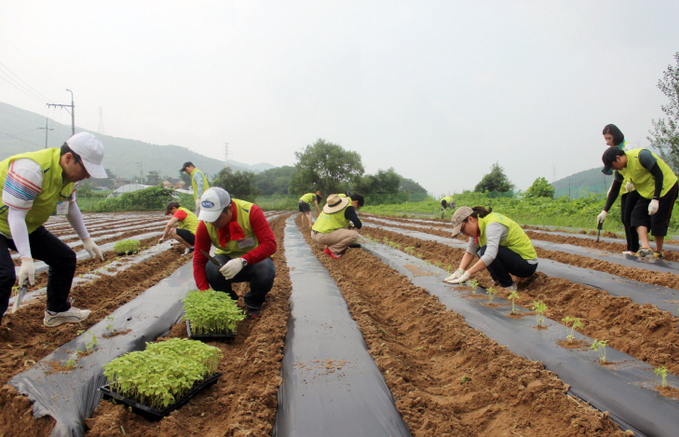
[146,170,162,185]
[525,177,555,199]
[354,168,401,194]
[648,51,679,173]
[289,139,364,195]
[399,177,427,194]
[254,166,295,195]
[474,162,515,193]
[212,167,260,202]
[179,170,192,187]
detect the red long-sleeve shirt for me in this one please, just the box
[192,203,277,290]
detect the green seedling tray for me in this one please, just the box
[99,372,222,421]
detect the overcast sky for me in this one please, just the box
[2,1,678,196]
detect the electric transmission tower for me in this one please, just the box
[98,108,105,134]
[224,142,230,168]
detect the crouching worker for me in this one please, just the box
[192,187,277,319]
[440,196,455,216]
[0,132,107,326]
[445,206,538,291]
[311,193,364,259]
[159,201,198,255]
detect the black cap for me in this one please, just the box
[180,161,193,171]
[602,147,624,174]
[165,201,180,215]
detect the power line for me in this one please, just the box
[0,60,52,103]
[0,130,42,148]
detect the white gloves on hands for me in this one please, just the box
[597,210,607,224]
[83,237,104,261]
[446,270,471,284]
[626,181,635,193]
[18,258,35,285]
[648,199,659,215]
[444,268,464,283]
[158,238,165,244]
[220,258,244,280]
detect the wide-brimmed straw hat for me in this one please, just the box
[323,194,350,214]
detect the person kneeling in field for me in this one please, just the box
[598,146,678,261]
[445,206,538,291]
[159,201,199,255]
[311,193,364,259]
[192,187,277,319]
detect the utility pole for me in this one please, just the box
[224,142,229,168]
[98,107,105,134]
[37,117,53,148]
[47,89,75,135]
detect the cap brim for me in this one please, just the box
[81,159,107,179]
[451,223,463,237]
[198,209,222,223]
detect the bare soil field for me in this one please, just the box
[1,211,675,436]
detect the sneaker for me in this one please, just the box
[348,243,362,249]
[505,283,517,291]
[323,247,342,260]
[184,247,194,255]
[622,251,636,256]
[653,251,664,261]
[44,307,91,327]
[638,248,654,259]
[246,306,260,319]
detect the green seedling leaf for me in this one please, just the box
[486,287,497,304]
[654,365,668,387]
[468,279,478,295]
[590,339,609,363]
[532,300,547,327]
[562,316,583,343]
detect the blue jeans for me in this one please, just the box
[478,245,537,287]
[0,226,76,323]
[205,254,275,309]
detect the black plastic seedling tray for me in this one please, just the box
[186,320,237,341]
[99,372,222,421]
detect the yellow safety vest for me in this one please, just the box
[312,204,350,234]
[0,148,75,238]
[300,193,316,204]
[190,168,210,202]
[619,149,678,199]
[177,206,199,234]
[478,212,537,260]
[205,199,258,257]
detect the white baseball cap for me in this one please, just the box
[66,132,107,179]
[198,187,231,222]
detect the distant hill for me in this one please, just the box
[551,167,613,198]
[0,102,275,180]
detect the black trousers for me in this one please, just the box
[478,245,538,288]
[0,226,76,323]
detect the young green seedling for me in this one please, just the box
[590,339,609,363]
[105,316,115,335]
[65,359,77,369]
[468,279,479,295]
[434,262,442,277]
[507,290,519,314]
[562,316,584,343]
[86,333,98,353]
[486,287,497,304]
[532,300,547,327]
[654,364,668,387]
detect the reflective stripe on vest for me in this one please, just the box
[0,148,74,238]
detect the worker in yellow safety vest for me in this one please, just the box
[180,161,210,214]
[599,146,678,261]
[159,201,199,255]
[0,132,107,326]
[445,206,538,291]
[311,193,364,259]
[298,191,322,228]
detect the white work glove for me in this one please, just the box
[626,181,635,193]
[444,268,464,283]
[447,270,471,284]
[648,199,659,215]
[18,258,35,286]
[158,237,165,244]
[220,258,244,280]
[83,237,105,261]
[596,210,607,224]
